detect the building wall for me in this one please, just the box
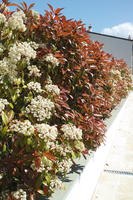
[89,32,133,71]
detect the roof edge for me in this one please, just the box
[88,31,133,42]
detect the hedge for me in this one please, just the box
[0,1,132,199]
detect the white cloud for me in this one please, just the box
[101,22,133,39]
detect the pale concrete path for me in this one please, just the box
[91,91,133,200]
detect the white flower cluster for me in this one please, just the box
[111,69,121,76]
[45,53,59,67]
[45,84,60,96]
[0,58,18,81]
[35,123,58,140]
[7,11,26,32]
[58,159,73,174]
[58,145,72,156]
[26,95,55,121]
[45,141,72,156]
[27,81,42,93]
[0,13,6,24]
[12,189,27,200]
[10,120,34,136]
[27,65,41,77]
[31,157,53,173]
[29,41,39,50]
[50,177,63,190]
[0,98,9,113]
[61,124,83,140]
[9,42,36,64]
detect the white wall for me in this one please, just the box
[89,32,133,72]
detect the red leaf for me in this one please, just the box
[43,185,49,195]
[88,60,97,64]
[43,152,56,161]
[82,149,88,154]
[82,93,90,98]
[3,11,13,15]
[33,151,39,157]
[7,3,22,10]
[28,3,35,9]
[48,4,54,12]
[35,157,41,169]
[54,8,64,15]
[84,134,95,140]
[21,2,28,10]
[73,66,81,70]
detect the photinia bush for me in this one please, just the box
[0,1,132,199]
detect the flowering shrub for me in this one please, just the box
[0,1,132,199]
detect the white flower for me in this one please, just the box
[111,69,121,76]
[0,98,9,113]
[9,42,36,64]
[46,76,53,84]
[27,65,41,77]
[58,145,72,156]
[12,189,27,200]
[0,58,18,80]
[61,124,83,140]
[50,177,63,190]
[7,11,26,32]
[53,144,73,156]
[45,53,59,67]
[45,84,60,95]
[82,41,88,46]
[27,82,42,93]
[35,123,58,140]
[45,141,72,156]
[0,173,3,179]
[10,120,34,136]
[58,159,73,174]
[0,43,4,53]
[0,13,6,24]
[26,96,55,121]
[29,41,39,50]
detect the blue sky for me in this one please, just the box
[11,0,133,38]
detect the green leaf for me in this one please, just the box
[1,126,8,136]
[2,112,9,125]
[71,151,77,159]
[35,175,42,188]
[7,110,14,122]
[45,174,51,183]
[27,138,32,145]
[9,103,14,109]
[37,190,44,195]
[9,88,21,103]
[3,144,6,152]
